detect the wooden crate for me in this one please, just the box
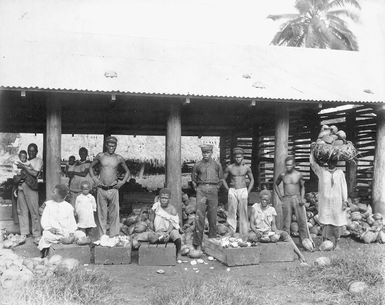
[91,245,132,265]
[138,242,176,266]
[203,238,295,266]
[50,244,91,265]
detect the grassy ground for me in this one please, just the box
[2,241,385,305]
[0,268,126,305]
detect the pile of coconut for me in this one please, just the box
[346,199,385,244]
[312,124,358,164]
[0,248,79,289]
[1,233,27,249]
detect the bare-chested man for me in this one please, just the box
[89,136,130,237]
[274,156,309,242]
[223,147,254,238]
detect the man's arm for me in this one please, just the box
[246,166,254,194]
[299,173,305,206]
[309,148,321,176]
[222,166,230,191]
[217,163,224,188]
[271,215,278,233]
[191,164,198,191]
[274,174,284,201]
[89,154,101,185]
[73,166,90,177]
[115,156,130,189]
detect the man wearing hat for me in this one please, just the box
[191,144,223,250]
[89,136,130,237]
[222,147,254,239]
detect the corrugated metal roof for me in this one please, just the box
[0,0,383,103]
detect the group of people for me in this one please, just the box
[190,143,348,257]
[12,136,348,260]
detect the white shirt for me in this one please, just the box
[75,193,97,228]
[29,157,43,172]
[41,200,77,235]
[251,203,277,233]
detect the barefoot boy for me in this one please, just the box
[222,147,254,238]
[274,156,310,243]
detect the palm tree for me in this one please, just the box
[268,0,361,50]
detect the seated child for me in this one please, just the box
[248,190,306,263]
[149,188,183,259]
[38,184,77,257]
[75,181,96,235]
[12,150,32,197]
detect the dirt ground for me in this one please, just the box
[87,238,379,305]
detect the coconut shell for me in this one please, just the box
[290,222,299,233]
[302,238,314,251]
[361,231,378,244]
[309,226,319,236]
[349,281,368,295]
[319,240,334,251]
[377,231,385,243]
[322,135,335,144]
[333,140,344,146]
[189,249,203,259]
[315,256,331,267]
[366,216,375,226]
[260,236,270,243]
[351,212,362,221]
[217,224,228,235]
[336,130,346,140]
[60,235,75,245]
[134,222,148,233]
[247,231,261,243]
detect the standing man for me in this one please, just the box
[68,147,94,207]
[222,147,254,239]
[89,136,130,237]
[17,143,43,243]
[192,144,223,251]
[274,156,310,243]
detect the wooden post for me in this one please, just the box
[251,124,260,188]
[372,108,385,215]
[230,134,237,163]
[46,95,62,199]
[273,104,289,230]
[166,102,182,220]
[219,135,226,169]
[346,109,357,198]
[308,108,320,192]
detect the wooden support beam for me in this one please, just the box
[166,102,182,221]
[372,108,385,216]
[273,104,289,230]
[251,125,260,188]
[46,96,62,198]
[346,109,358,198]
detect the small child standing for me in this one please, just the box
[66,155,76,187]
[75,181,96,235]
[12,150,32,198]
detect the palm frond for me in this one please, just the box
[327,9,360,22]
[328,19,359,50]
[267,13,300,21]
[271,17,308,46]
[327,0,361,10]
